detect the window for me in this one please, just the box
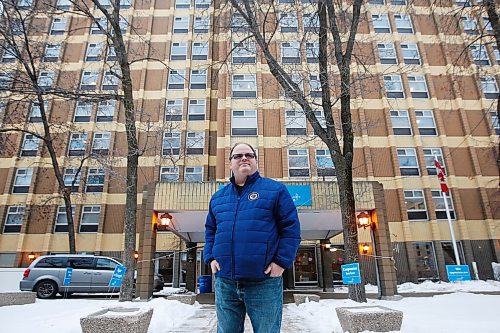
[415,110,437,135]
[390,110,412,135]
[35,256,68,268]
[184,166,203,182]
[232,41,256,63]
[168,70,185,89]
[165,100,183,121]
[50,18,67,35]
[316,149,335,177]
[160,167,179,182]
[173,17,189,33]
[12,168,33,193]
[186,132,205,155]
[107,45,117,61]
[80,71,99,90]
[69,133,87,156]
[369,0,384,3]
[56,0,71,9]
[18,0,33,8]
[162,132,181,156]
[95,258,118,270]
[490,110,499,135]
[117,17,128,34]
[408,75,429,98]
[0,72,13,89]
[102,70,119,90]
[441,241,464,266]
[470,44,490,65]
[232,13,249,33]
[384,75,404,98]
[313,110,327,131]
[423,148,445,176]
[482,16,492,33]
[0,253,16,267]
[54,205,75,233]
[188,99,206,120]
[378,43,397,64]
[404,190,428,220]
[401,43,421,65]
[394,14,413,33]
[194,16,209,33]
[195,0,210,9]
[190,69,207,89]
[79,206,100,233]
[303,12,319,33]
[414,242,438,280]
[3,206,25,233]
[29,101,48,123]
[63,168,81,191]
[432,190,455,220]
[86,168,105,193]
[67,257,94,269]
[288,149,310,177]
[91,17,107,34]
[38,71,55,88]
[306,42,319,63]
[285,110,307,135]
[493,45,500,65]
[175,0,190,8]
[192,42,208,60]
[99,0,111,7]
[391,0,406,4]
[97,100,115,122]
[284,74,304,98]
[91,132,111,156]
[397,148,419,176]
[74,101,92,122]
[372,14,391,33]
[43,44,61,62]
[231,110,257,136]
[309,75,322,98]
[281,13,298,33]
[461,16,477,34]
[171,42,187,60]
[1,45,16,63]
[20,134,39,157]
[454,0,470,6]
[480,76,498,99]
[282,42,301,64]
[85,43,103,62]
[232,74,257,98]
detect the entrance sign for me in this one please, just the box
[108,265,127,287]
[446,265,471,282]
[341,263,361,284]
[63,267,73,286]
[286,185,312,207]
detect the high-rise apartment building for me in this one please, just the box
[0,0,498,288]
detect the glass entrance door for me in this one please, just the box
[293,247,318,287]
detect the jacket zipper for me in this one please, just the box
[231,190,241,279]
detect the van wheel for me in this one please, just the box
[35,280,58,299]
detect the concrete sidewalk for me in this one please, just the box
[169,304,313,332]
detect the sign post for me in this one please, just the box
[63,267,73,286]
[108,265,127,288]
[341,263,362,284]
[446,265,471,282]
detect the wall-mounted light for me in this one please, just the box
[28,252,36,261]
[362,243,370,254]
[357,211,371,229]
[134,251,139,260]
[159,212,172,226]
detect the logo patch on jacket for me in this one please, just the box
[248,192,259,201]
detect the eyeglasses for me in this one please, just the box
[230,153,256,160]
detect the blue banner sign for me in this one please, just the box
[341,263,362,284]
[63,268,73,286]
[446,265,471,282]
[286,185,312,207]
[108,265,127,288]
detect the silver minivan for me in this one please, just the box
[20,254,163,298]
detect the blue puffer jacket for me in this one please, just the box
[204,171,301,281]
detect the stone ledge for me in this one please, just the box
[293,294,320,305]
[167,294,197,305]
[80,307,153,333]
[336,305,403,333]
[0,292,36,307]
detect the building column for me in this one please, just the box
[321,240,334,291]
[172,251,181,288]
[185,242,197,292]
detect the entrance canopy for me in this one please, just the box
[162,210,343,242]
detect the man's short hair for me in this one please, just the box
[229,142,257,161]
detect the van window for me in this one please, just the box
[67,257,94,269]
[95,258,118,271]
[35,257,67,268]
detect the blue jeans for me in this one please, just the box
[215,276,283,333]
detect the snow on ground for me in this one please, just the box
[287,293,500,333]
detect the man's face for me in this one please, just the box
[230,144,258,178]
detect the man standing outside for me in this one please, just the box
[204,143,301,333]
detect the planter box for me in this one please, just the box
[167,294,196,305]
[293,294,320,305]
[0,292,36,307]
[80,307,153,333]
[336,306,403,333]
